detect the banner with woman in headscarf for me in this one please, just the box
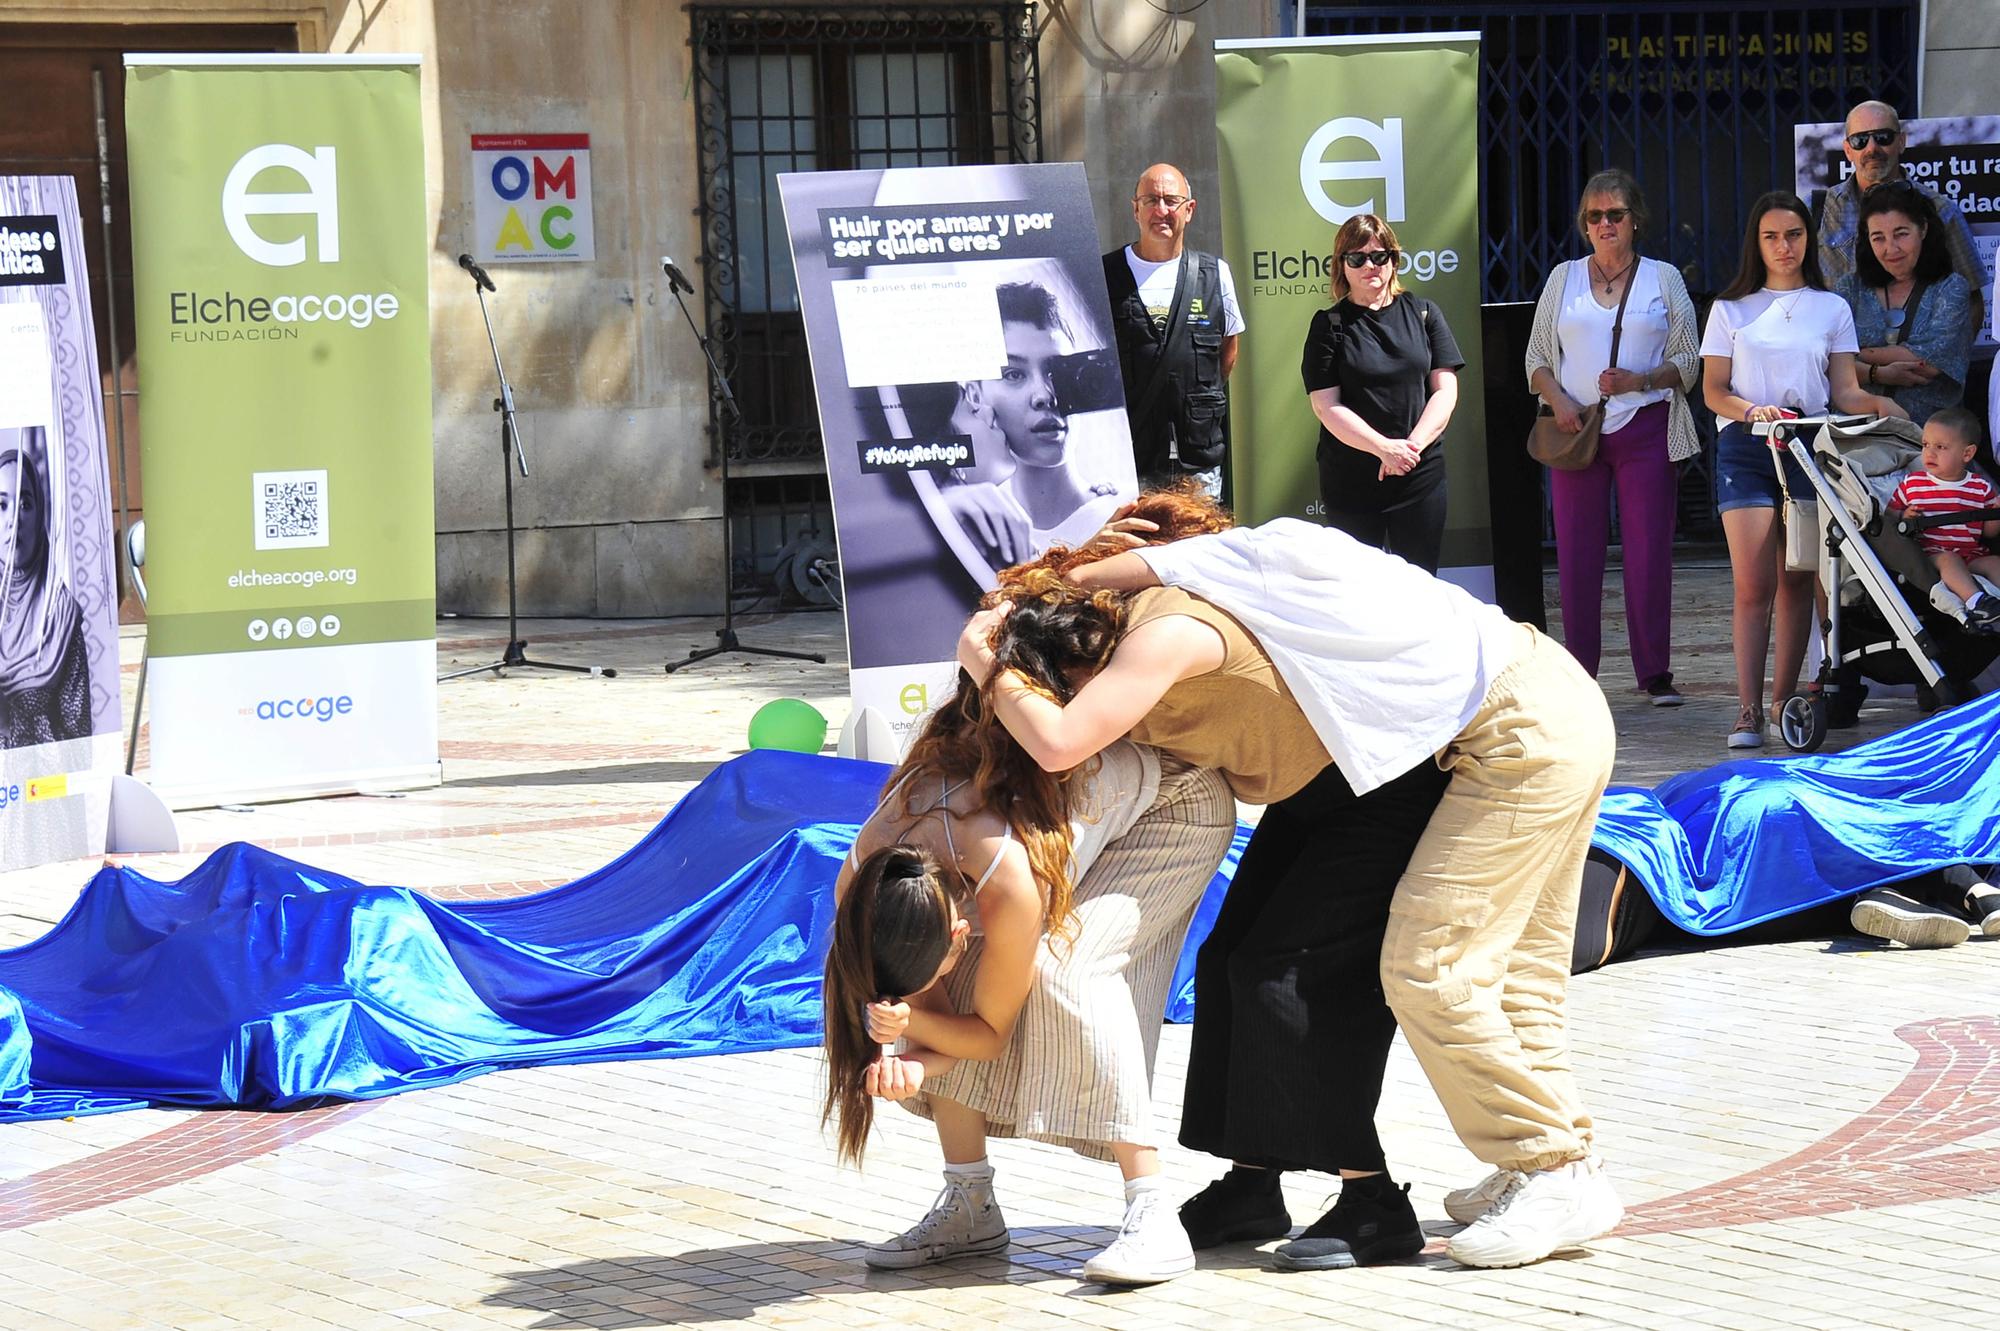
[0,176,121,871]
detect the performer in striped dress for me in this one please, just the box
[1889,406,2000,631]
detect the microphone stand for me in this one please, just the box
[440,259,613,681]
[661,262,826,674]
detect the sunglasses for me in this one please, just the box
[1847,128,1899,150]
[1342,249,1399,269]
[1584,208,1631,225]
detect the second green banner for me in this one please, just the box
[1215,34,1491,587]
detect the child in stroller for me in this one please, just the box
[1764,411,2000,943]
[1762,412,2000,753]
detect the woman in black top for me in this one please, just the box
[1301,214,1465,572]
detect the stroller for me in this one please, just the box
[1759,415,2000,752]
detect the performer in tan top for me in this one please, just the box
[962,485,1621,1272]
[960,488,1454,1273]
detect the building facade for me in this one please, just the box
[0,0,1992,616]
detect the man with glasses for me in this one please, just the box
[1102,163,1244,498]
[1818,100,1984,333]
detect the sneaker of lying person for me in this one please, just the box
[1082,1187,1196,1286]
[1850,886,1970,949]
[1641,674,1684,707]
[1964,878,2000,938]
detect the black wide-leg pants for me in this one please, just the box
[1178,755,1451,1173]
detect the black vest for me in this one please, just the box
[1102,247,1230,476]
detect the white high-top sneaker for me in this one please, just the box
[863,1178,1009,1269]
[1080,1188,1197,1286]
[1446,1158,1623,1269]
[1442,1168,1524,1225]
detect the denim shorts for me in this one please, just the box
[1714,421,1814,513]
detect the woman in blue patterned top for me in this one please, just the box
[1836,181,1975,426]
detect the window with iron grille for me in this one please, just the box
[689,4,1042,470]
[688,5,1041,594]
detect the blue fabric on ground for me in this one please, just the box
[0,750,1245,1123]
[5,692,1998,1122]
[1591,688,2000,934]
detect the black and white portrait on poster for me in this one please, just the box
[1,176,122,871]
[777,163,1136,744]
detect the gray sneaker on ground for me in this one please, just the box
[863,1179,1009,1269]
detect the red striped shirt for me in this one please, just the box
[1891,469,1998,557]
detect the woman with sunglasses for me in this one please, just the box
[1701,191,1906,749]
[1301,214,1464,572]
[1524,170,1702,707]
[1835,180,1974,427]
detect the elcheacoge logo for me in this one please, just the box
[222,144,341,267]
[1299,116,1406,225]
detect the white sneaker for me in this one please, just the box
[1446,1158,1623,1269]
[1442,1168,1524,1225]
[864,1178,1009,1269]
[1080,1188,1196,1286]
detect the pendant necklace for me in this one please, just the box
[1590,256,1636,296]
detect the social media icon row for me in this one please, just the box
[248,614,342,643]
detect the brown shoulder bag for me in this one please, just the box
[1528,262,1636,471]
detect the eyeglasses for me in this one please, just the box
[1342,249,1399,269]
[1136,193,1191,211]
[1847,128,1899,150]
[1584,208,1631,225]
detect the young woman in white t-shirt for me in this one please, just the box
[1699,190,1905,749]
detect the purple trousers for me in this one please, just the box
[1549,402,1676,685]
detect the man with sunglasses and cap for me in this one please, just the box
[1819,101,1984,335]
[1102,164,1245,499]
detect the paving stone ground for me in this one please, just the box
[1,563,1994,1330]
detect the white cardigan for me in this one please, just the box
[1524,257,1704,462]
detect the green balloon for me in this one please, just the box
[747,698,828,753]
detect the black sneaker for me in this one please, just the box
[1271,1178,1425,1271]
[1968,597,2000,633]
[1642,675,1684,707]
[1179,1167,1291,1250]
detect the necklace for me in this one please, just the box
[1772,289,1807,322]
[1589,255,1636,295]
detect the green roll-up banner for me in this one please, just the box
[1215,34,1492,591]
[125,55,438,805]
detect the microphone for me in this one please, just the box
[662,255,695,295]
[456,253,495,292]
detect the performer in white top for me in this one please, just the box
[959,498,1624,1272]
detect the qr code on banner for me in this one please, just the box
[252,469,331,551]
